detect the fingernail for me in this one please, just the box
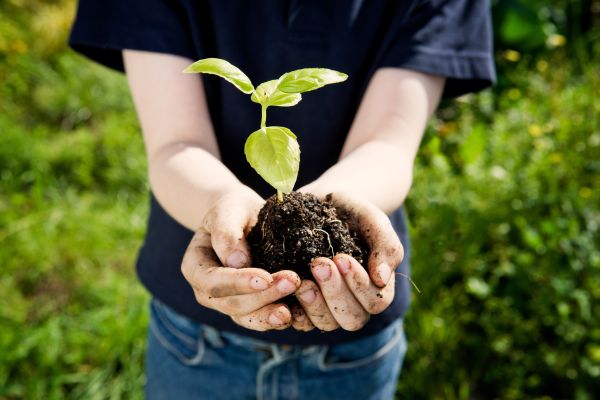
[376,263,391,285]
[298,289,316,304]
[268,313,284,326]
[276,279,296,294]
[337,257,350,274]
[250,276,269,290]
[312,263,331,282]
[227,250,247,268]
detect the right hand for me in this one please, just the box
[181,186,301,331]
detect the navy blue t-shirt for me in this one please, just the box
[70,0,495,345]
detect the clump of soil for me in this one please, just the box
[248,192,369,280]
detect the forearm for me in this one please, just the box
[303,68,444,214]
[301,139,414,214]
[123,50,255,230]
[149,142,253,231]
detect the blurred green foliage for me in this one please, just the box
[0,0,599,399]
[1,1,148,398]
[493,0,599,52]
[400,52,600,399]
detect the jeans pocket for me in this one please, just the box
[318,320,406,371]
[150,300,206,366]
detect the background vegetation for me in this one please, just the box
[1,0,598,399]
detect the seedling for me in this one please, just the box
[184,58,347,202]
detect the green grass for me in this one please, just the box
[1,3,149,397]
[0,87,150,398]
[1,1,599,398]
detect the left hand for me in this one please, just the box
[291,192,404,332]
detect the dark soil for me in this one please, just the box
[247,192,369,280]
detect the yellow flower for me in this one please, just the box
[536,60,548,73]
[507,88,521,100]
[549,153,562,163]
[438,121,456,137]
[503,49,521,62]
[528,125,543,137]
[547,34,566,48]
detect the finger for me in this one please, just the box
[311,257,369,331]
[327,193,404,287]
[200,270,300,316]
[333,254,395,315]
[291,302,315,332]
[203,192,263,268]
[181,231,273,297]
[295,280,339,331]
[231,303,292,331]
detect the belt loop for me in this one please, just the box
[202,325,225,348]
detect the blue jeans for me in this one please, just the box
[145,300,407,400]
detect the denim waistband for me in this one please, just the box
[153,298,402,358]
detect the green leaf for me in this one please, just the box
[495,0,547,49]
[460,123,487,165]
[251,80,302,107]
[244,126,300,193]
[277,68,348,94]
[466,277,491,299]
[183,58,254,94]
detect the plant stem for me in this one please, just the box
[262,105,282,202]
[261,105,267,129]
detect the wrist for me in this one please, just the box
[298,180,337,199]
[207,184,264,213]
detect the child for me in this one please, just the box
[70,1,494,398]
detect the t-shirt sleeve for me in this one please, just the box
[379,0,496,98]
[69,0,197,72]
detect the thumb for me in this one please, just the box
[203,195,260,269]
